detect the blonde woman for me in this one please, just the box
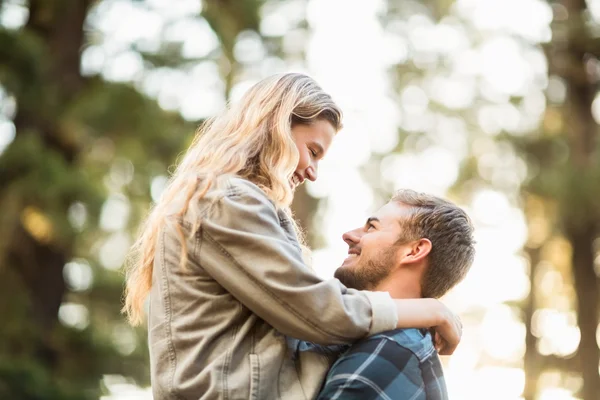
[123,73,462,400]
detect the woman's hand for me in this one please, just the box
[393,298,462,355]
[430,304,462,355]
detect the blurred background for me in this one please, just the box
[0,0,599,399]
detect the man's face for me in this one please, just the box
[335,202,412,290]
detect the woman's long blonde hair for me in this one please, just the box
[123,73,343,325]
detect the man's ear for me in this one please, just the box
[402,238,432,264]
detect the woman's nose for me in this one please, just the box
[306,165,317,181]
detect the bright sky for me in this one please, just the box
[0,0,593,399]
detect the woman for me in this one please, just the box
[123,73,461,399]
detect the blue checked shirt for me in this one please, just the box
[316,328,449,400]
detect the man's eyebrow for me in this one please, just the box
[366,217,380,225]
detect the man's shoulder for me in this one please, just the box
[318,332,427,399]
[368,328,436,363]
[330,331,423,375]
[318,330,447,400]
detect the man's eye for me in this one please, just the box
[367,223,375,230]
[310,149,317,157]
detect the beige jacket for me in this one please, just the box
[148,176,398,399]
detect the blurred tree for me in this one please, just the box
[0,0,268,398]
[203,0,263,96]
[369,0,600,398]
[515,1,600,398]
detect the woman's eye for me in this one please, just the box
[310,148,317,157]
[367,223,375,230]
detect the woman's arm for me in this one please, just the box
[296,300,461,354]
[394,298,461,355]
[197,177,460,350]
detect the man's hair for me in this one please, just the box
[392,189,475,298]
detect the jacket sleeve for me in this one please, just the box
[197,178,398,344]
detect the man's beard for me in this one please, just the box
[334,246,397,291]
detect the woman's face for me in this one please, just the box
[290,119,336,188]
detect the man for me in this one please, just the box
[317,189,476,400]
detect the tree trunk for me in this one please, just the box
[568,224,600,400]
[523,246,541,400]
[7,224,67,368]
[4,0,92,367]
[551,1,600,397]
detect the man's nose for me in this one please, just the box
[342,228,361,246]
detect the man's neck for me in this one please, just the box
[371,273,421,299]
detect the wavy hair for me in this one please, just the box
[123,73,343,325]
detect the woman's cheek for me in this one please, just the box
[297,151,308,170]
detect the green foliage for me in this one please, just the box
[0,360,92,400]
[511,131,600,231]
[0,133,102,243]
[0,29,47,100]
[68,79,194,164]
[203,0,264,51]
[0,0,269,397]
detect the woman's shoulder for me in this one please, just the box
[213,175,272,204]
[219,175,263,194]
[164,175,275,228]
[175,175,275,221]
[199,175,283,228]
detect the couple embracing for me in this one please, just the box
[123,73,475,400]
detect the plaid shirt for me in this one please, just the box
[317,328,448,400]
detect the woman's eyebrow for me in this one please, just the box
[310,142,325,156]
